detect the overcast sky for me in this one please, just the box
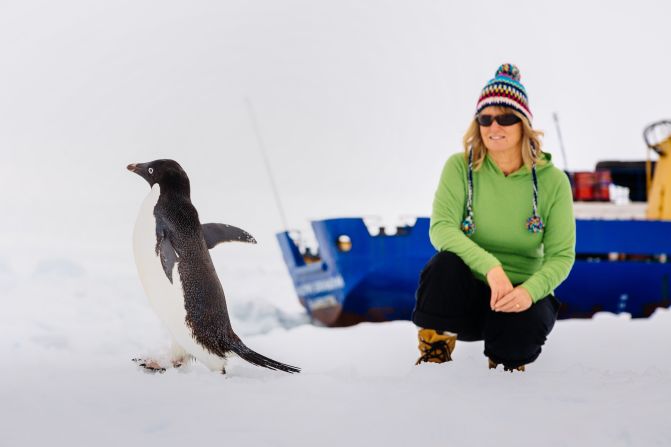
[2,0,670,267]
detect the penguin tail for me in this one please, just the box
[230,339,301,374]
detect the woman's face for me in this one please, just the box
[478,106,523,155]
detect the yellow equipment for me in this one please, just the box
[644,121,671,220]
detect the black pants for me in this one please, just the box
[412,251,561,369]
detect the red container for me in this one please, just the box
[573,172,596,201]
[572,171,612,201]
[594,170,611,201]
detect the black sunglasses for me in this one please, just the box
[476,113,522,127]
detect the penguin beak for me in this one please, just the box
[127,162,147,174]
[127,163,151,184]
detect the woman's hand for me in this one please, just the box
[486,266,514,310]
[493,287,533,313]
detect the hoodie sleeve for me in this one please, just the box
[429,154,501,277]
[520,172,576,302]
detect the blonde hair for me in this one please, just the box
[462,107,545,170]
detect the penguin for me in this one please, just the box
[127,159,299,374]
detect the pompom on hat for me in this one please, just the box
[475,63,532,124]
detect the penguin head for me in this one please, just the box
[127,159,190,193]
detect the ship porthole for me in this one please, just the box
[336,235,352,252]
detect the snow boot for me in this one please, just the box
[415,328,457,365]
[488,358,525,372]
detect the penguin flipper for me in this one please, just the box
[202,223,257,249]
[156,230,178,283]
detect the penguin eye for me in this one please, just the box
[148,168,154,175]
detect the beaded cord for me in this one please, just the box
[461,147,476,236]
[526,143,544,233]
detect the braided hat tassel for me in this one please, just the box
[526,143,544,233]
[461,147,476,236]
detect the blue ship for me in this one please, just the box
[276,216,671,326]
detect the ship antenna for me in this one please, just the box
[553,112,569,171]
[246,97,289,230]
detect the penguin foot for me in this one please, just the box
[169,341,194,369]
[132,358,167,373]
[171,354,193,369]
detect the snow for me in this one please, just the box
[1,249,670,446]
[2,0,671,445]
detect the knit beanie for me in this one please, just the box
[475,63,532,124]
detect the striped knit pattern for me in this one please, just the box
[475,64,532,124]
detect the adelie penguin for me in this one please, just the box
[127,159,299,374]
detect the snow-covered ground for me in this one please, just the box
[3,1,671,445]
[1,248,670,447]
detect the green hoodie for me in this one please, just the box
[429,151,576,302]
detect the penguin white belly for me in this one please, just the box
[132,184,227,371]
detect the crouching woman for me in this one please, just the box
[413,64,576,371]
